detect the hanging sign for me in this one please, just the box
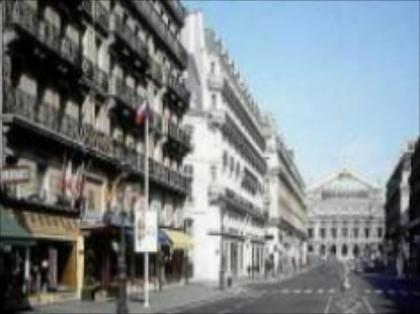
[135,207,158,253]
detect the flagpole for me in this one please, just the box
[144,108,150,308]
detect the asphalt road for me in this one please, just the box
[169,261,420,314]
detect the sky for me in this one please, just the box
[185,0,420,187]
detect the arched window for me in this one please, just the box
[342,244,348,257]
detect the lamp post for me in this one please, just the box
[219,204,225,290]
[117,209,128,314]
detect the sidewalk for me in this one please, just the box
[23,265,319,314]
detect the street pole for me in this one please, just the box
[219,205,225,290]
[0,0,4,183]
[144,108,150,308]
[117,210,128,314]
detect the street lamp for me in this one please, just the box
[219,205,225,291]
[117,209,129,314]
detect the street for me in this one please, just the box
[168,262,420,314]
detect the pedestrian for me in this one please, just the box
[41,257,49,292]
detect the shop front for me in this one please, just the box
[0,208,35,311]
[1,208,81,307]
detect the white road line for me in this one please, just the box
[293,289,301,294]
[365,289,371,294]
[281,289,290,294]
[304,289,312,294]
[324,295,334,314]
[328,288,335,294]
[374,289,383,294]
[362,296,375,314]
[317,288,324,294]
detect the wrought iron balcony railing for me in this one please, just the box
[79,0,110,32]
[81,57,109,94]
[148,60,164,86]
[110,77,143,110]
[110,13,149,64]
[130,0,187,68]
[5,1,81,69]
[165,74,190,105]
[167,121,191,149]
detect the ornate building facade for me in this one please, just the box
[385,141,415,274]
[306,170,385,261]
[181,11,268,284]
[1,0,191,307]
[262,116,307,274]
[409,138,420,274]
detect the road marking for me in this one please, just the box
[293,289,301,294]
[374,289,383,294]
[324,295,334,314]
[365,289,371,294]
[362,296,375,314]
[281,289,290,294]
[387,289,395,295]
[317,288,324,294]
[328,288,335,294]
[304,289,312,294]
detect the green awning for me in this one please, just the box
[0,208,35,246]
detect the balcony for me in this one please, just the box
[208,185,265,221]
[165,74,191,107]
[207,74,223,90]
[81,57,109,96]
[161,0,187,25]
[3,88,115,162]
[109,13,149,69]
[110,77,142,111]
[5,1,81,77]
[79,0,109,33]
[163,121,191,157]
[148,60,164,86]
[129,0,188,68]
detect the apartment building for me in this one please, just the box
[262,116,307,275]
[409,138,420,275]
[181,11,268,285]
[0,0,191,307]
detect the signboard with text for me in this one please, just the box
[134,208,158,253]
[0,166,30,185]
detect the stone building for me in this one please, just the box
[306,170,385,261]
[385,141,415,274]
[0,0,191,307]
[181,11,268,285]
[409,138,420,274]
[262,116,307,275]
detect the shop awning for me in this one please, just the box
[0,208,35,246]
[163,229,193,250]
[158,230,171,246]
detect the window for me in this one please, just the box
[331,228,337,239]
[377,227,383,238]
[210,61,216,74]
[223,151,228,170]
[342,228,348,238]
[353,228,359,239]
[320,228,326,239]
[307,228,313,238]
[211,93,217,109]
[365,228,370,239]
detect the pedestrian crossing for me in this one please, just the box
[261,287,420,297]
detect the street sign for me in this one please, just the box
[0,166,30,185]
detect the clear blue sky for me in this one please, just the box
[185,0,419,186]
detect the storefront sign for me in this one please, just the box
[134,209,158,253]
[0,166,30,185]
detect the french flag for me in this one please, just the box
[135,100,151,126]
